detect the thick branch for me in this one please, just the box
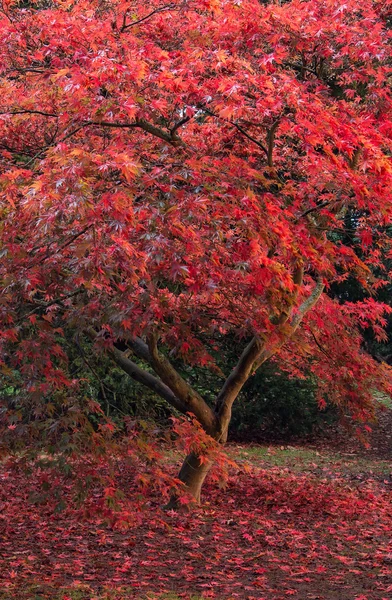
[147,331,218,435]
[88,328,216,430]
[127,336,152,364]
[253,277,325,371]
[110,347,189,414]
[87,118,184,146]
[267,119,280,168]
[290,277,325,330]
[214,337,263,438]
[349,147,362,170]
[273,264,304,325]
[114,336,152,364]
[215,275,324,436]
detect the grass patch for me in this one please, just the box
[373,391,392,408]
[162,442,391,482]
[0,586,204,600]
[229,443,391,477]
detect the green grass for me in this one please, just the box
[0,586,204,600]
[229,444,391,476]
[165,438,391,479]
[373,390,392,408]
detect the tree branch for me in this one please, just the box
[267,119,280,168]
[272,264,304,326]
[170,115,191,137]
[296,201,330,222]
[231,121,269,157]
[3,108,186,147]
[62,118,185,147]
[120,4,176,32]
[308,327,335,361]
[86,328,189,414]
[290,277,325,330]
[110,347,189,414]
[349,147,362,170]
[0,109,58,118]
[283,61,318,77]
[146,331,218,435]
[199,106,269,158]
[17,289,84,325]
[215,273,324,437]
[251,279,325,373]
[214,337,263,439]
[114,336,153,365]
[26,225,93,268]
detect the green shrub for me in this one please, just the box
[66,334,172,426]
[230,362,336,441]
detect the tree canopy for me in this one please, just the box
[1,0,392,499]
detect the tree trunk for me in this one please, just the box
[167,451,214,508]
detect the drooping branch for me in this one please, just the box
[146,331,218,435]
[109,346,189,415]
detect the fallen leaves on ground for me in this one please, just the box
[0,451,391,600]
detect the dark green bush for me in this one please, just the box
[230,362,336,441]
[66,335,172,426]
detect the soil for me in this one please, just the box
[317,406,392,460]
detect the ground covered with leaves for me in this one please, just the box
[0,445,391,600]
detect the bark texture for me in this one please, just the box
[174,451,214,506]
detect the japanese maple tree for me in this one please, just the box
[1,0,392,502]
